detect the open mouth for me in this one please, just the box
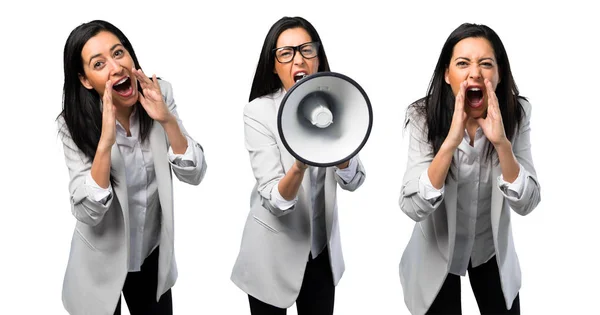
[112,76,134,97]
[293,72,307,83]
[466,87,483,108]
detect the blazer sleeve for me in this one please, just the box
[334,155,366,191]
[58,118,113,226]
[243,99,294,217]
[503,99,541,215]
[160,80,207,186]
[399,106,445,222]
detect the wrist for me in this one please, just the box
[494,138,512,153]
[94,146,112,163]
[97,139,113,153]
[159,113,177,126]
[440,140,459,154]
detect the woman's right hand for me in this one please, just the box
[294,159,309,172]
[98,80,116,151]
[443,80,468,150]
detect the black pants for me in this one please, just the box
[426,256,520,315]
[248,248,335,315]
[114,247,173,315]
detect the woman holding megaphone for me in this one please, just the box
[231,16,367,315]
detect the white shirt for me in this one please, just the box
[419,128,528,276]
[271,157,359,259]
[84,111,198,272]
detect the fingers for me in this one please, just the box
[137,87,160,109]
[455,80,468,112]
[138,88,147,108]
[132,67,161,92]
[152,73,161,92]
[295,159,308,170]
[475,117,485,127]
[103,80,113,109]
[484,79,499,109]
[132,67,151,89]
[484,79,501,119]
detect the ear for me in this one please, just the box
[78,74,93,90]
[444,68,450,85]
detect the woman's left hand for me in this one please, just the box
[133,67,174,124]
[336,160,350,169]
[477,78,508,147]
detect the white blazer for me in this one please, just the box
[399,99,541,315]
[58,80,207,315]
[231,90,366,308]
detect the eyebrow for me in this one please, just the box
[454,57,496,63]
[88,43,123,65]
[274,41,313,50]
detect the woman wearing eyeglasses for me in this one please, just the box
[231,16,366,315]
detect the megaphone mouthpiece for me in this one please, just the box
[301,93,333,128]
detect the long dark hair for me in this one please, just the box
[58,20,153,170]
[407,23,525,161]
[248,16,331,102]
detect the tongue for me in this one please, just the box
[113,79,130,93]
[466,90,483,105]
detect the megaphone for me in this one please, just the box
[277,72,373,167]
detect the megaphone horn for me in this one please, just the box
[277,72,373,167]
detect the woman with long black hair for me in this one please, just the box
[58,20,207,315]
[398,23,541,315]
[231,16,366,315]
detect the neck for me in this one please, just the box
[115,105,135,135]
[466,118,479,131]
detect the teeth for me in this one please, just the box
[294,72,307,83]
[114,76,129,86]
[468,87,481,92]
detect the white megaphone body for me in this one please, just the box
[277,72,373,167]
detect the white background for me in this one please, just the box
[1,0,598,314]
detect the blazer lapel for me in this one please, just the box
[149,123,173,247]
[490,165,503,239]
[111,144,130,257]
[149,122,174,266]
[111,145,128,222]
[443,153,461,264]
[445,175,458,264]
[324,168,336,239]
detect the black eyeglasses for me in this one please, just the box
[272,42,320,63]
